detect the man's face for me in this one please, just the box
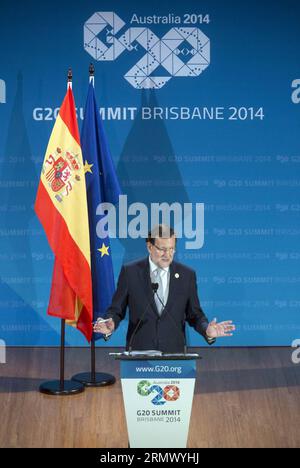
[147,236,176,269]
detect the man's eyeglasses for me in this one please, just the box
[153,244,176,255]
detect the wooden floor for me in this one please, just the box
[0,347,299,448]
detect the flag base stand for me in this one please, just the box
[71,372,116,387]
[39,380,85,396]
[71,338,116,387]
[38,319,85,396]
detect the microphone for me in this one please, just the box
[154,288,188,355]
[128,282,158,354]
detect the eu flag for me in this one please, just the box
[81,82,121,339]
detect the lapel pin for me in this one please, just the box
[175,273,179,279]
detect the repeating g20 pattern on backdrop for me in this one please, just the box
[0,0,299,346]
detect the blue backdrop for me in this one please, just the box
[0,0,299,346]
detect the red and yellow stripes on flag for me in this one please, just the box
[35,86,93,342]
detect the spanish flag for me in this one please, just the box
[35,86,93,342]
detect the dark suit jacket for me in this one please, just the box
[107,257,215,353]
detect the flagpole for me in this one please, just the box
[60,319,65,387]
[39,318,85,395]
[91,336,96,381]
[71,63,116,388]
[38,71,85,396]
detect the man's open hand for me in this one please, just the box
[206,318,236,339]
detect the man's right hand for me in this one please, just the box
[93,318,115,336]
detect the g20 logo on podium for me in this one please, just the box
[137,380,180,405]
[83,12,210,89]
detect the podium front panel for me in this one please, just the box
[120,359,197,448]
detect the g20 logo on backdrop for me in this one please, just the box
[83,12,210,89]
[0,79,6,104]
[137,380,180,405]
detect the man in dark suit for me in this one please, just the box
[94,225,235,352]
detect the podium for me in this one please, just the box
[111,352,200,448]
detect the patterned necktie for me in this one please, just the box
[154,268,164,315]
